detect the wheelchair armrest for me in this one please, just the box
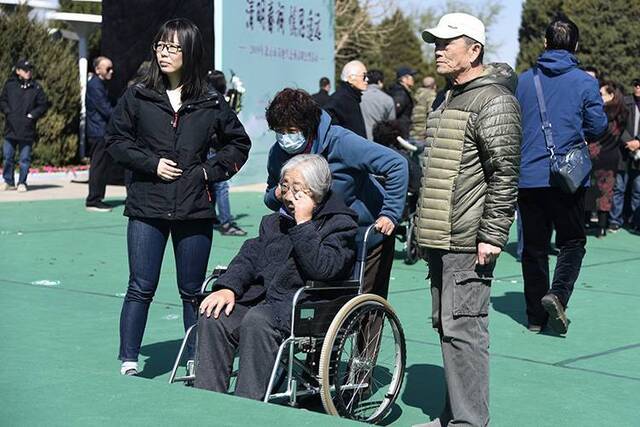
[199,266,228,294]
[304,279,360,290]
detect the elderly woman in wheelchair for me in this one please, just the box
[193,154,358,400]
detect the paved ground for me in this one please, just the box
[1,182,639,426]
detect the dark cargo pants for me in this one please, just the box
[426,249,494,427]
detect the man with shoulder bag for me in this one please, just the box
[516,15,607,334]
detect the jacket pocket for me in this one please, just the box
[452,270,492,317]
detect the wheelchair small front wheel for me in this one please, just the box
[404,218,420,265]
[318,294,406,424]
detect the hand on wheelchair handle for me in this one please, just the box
[374,216,395,236]
[200,288,236,319]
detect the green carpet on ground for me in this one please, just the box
[0,194,639,426]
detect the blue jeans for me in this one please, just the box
[2,139,32,185]
[213,181,232,224]
[609,170,640,227]
[119,218,213,362]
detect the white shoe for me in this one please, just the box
[16,184,27,192]
[0,182,16,191]
[120,361,139,376]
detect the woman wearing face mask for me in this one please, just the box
[264,88,408,302]
[106,18,251,376]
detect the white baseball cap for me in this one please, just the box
[422,13,486,46]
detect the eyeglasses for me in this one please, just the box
[350,72,368,82]
[154,42,182,55]
[278,181,310,195]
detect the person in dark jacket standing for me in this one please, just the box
[610,78,640,232]
[416,13,521,427]
[388,66,417,139]
[324,60,368,138]
[516,16,607,335]
[311,76,331,108]
[195,155,358,400]
[0,59,48,192]
[106,19,251,376]
[586,82,628,237]
[85,56,115,212]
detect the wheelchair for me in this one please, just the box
[169,225,406,424]
[395,192,422,265]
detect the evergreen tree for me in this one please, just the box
[516,0,640,90]
[376,11,427,88]
[0,6,80,166]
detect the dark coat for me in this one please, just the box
[621,95,640,171]
[106,84,251,220]
[388,83,414,139]
[0,77,48,142]
[86,76,114,138]
[311,89,330,108]
[324,82,367,138]
[215,190,359,332]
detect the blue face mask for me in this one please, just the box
[276,131,307,154]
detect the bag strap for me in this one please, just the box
[533,68,556,157]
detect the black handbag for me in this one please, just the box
[533,68,592,194]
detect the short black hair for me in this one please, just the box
[367,69,384,85]
[319,77,330,88]
[632,78,640,87]
[583,66,599,79]
[545,15,579,53]
[372,120,403,149]
[266,88,321,140]
[207,70,227,95]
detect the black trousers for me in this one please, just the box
[86,137,110,205]
[194,303,283,400]
[518,187,586,326]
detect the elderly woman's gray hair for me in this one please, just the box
[280,154,332,203]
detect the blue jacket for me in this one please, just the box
[86,76,113,138]
[264,111,408,228]
[516,50,607,188]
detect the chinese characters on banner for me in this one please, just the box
[245,0,323,41]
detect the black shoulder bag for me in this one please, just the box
[532,68,592,194]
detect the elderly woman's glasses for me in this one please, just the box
[279,181,310,196]
[154,42,182,55]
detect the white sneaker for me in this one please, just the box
[120,361,139,376]
[0,182,16,191]
[16,184,27,192]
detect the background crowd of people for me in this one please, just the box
[1,8,639,427]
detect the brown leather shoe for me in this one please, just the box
[541,293,568,334]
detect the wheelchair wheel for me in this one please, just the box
[404,216,420,265]
[318,294,405,424]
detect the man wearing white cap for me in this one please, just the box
[414,13,521,427]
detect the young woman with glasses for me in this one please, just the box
[106,18,251,376]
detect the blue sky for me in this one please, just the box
[397,0,524,67]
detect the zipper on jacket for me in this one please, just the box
[171,112,179,128]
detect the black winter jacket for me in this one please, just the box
[324,82,367,138]
[106,84,251,220]
[388,83,414,139]
[215,190,359,332]
[0,77,48,142]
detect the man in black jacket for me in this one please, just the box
[85,56,115,212]
[311,76,331,108]
[324,60,368,138]
[388,66,417,139]
[0,59,48,192]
